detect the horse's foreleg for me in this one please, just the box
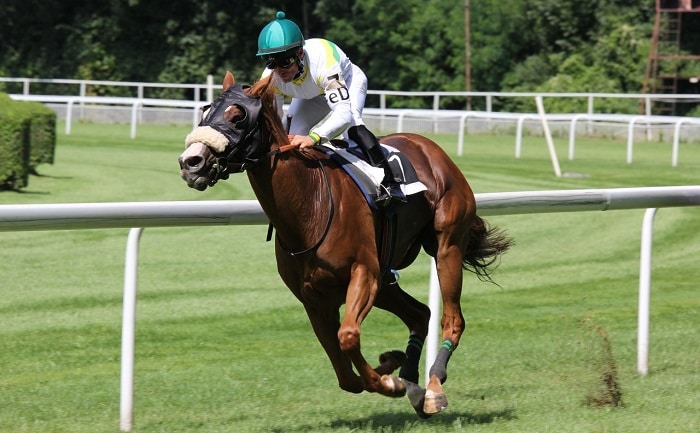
[303,305,364,394]
[374,277,430,384]
[340,263,406,397]
[374,277,434,417]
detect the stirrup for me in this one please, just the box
[376,183,406,207]
[387,182,406,202]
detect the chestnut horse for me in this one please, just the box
[179,72,511,418]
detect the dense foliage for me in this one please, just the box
[0,93,57,189]
[1,1,699,111]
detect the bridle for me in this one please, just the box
[196,82,335,256]
[198,83,265,182]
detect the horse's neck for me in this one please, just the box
[244,86,329,241]
[246,155,327,241]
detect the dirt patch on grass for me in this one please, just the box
[579,315,624,408]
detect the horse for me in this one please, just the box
[178,71,512,418]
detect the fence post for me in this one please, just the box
[207,75,214,103]
[120,228,144,432]
[638,208,657,376]
[535,96,562,177]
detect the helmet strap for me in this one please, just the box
[293,49,305,80]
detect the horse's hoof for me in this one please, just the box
[380,374,407,398]
[423,390,448,414]
[402,379,432,419]
[423,374,448,414]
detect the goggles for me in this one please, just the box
[263,54,297,70]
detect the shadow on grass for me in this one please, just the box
[33,169,73,177]
[271,407,517,432]
[1,173,74,195]
[11,189,52,195]
[0,187,45,195]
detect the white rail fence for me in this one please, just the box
[3,75,700,114]
[1,186,700,431]
[0,76,215,103]
[8,93,700,168]
[7,94,208,139]
[361,108,700,167]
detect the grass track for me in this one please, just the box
[0,123,698,432]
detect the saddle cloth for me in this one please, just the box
[321,140,427,209]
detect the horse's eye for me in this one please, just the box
[198,104,212,124]
[226,104,248,128]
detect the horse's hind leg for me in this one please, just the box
[420,236,468,413]
[428,238,467,382]
[422,198,472,414]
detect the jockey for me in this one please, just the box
[257,11,405,205]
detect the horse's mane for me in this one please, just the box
[247,76,290,147]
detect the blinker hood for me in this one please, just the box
[199,84,265,173]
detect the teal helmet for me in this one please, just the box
[257,11,304,56]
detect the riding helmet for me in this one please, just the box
[257,11,305,56]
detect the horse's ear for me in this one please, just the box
[223,71,236,91]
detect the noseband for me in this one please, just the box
[198,83,264,179]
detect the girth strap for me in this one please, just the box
[378,207,398,279]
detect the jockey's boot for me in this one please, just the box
[348,125,406,206]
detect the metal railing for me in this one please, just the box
[3,75,700,114]
[7,93,700,167]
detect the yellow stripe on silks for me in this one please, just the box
[321,40,342,68]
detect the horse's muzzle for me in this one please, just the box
[178,143,217,191]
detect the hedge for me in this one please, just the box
[0,93,57,189]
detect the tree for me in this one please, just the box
[1,0,697,116]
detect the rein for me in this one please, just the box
[202,82,335,257]
[265,142,299,158]
[269,148,335,257]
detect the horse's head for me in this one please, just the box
[179,71,265,191]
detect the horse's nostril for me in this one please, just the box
[182,155,203,170]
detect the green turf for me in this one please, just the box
[0,123,698,432]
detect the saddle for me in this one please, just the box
[268,139,426,276]
[320,140,427,277]
[320,140,427,210]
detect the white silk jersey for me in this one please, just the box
[261,38,365,141]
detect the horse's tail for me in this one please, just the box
[463,215,514,282]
